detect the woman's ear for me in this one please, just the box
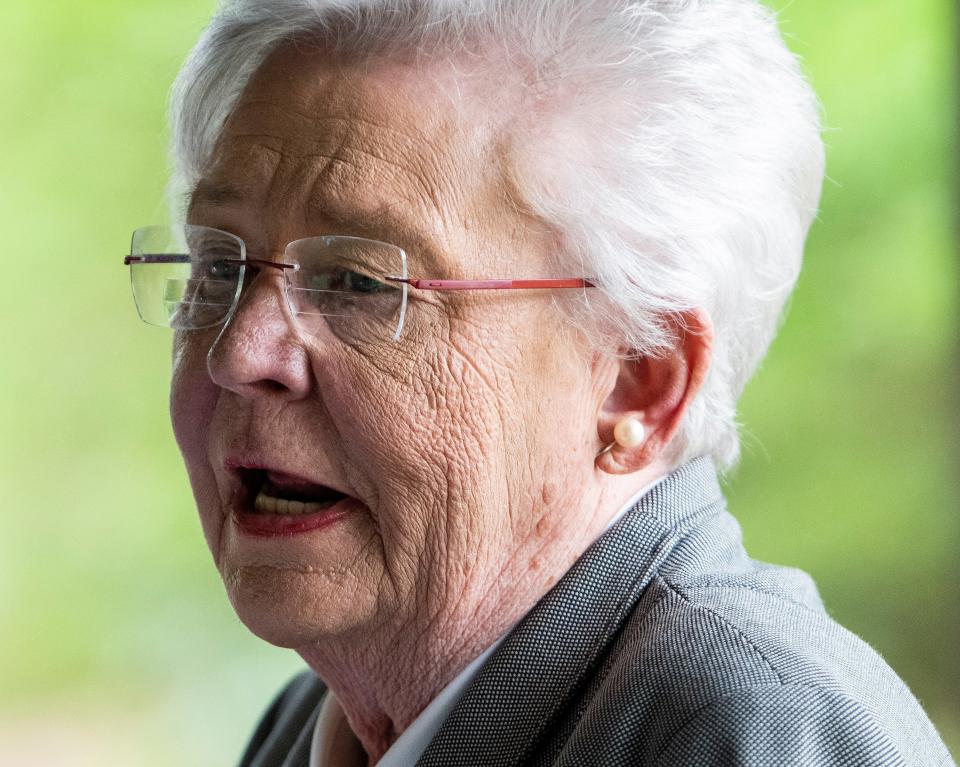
[595,310,713,475]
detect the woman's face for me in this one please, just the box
[170,44,616,649]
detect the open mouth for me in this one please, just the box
[240,469,349,515]
[232,467,356,537]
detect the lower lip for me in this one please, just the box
[232,497,357,538]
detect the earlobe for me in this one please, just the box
[594,310,713,476]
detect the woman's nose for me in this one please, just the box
[206,273,313,400]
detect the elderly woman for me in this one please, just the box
[124,1,953,765]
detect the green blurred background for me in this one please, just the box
[1,0,956,763]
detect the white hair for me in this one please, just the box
[170,0,825,471]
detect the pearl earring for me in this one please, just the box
[613,416,646,448]
[596,416,646,459]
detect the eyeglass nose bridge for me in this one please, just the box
[223,258,299,273]
[220,257,303,328]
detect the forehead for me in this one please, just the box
[190,42,527,270]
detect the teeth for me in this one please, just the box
[253,491,339,515]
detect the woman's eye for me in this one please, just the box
[329,269,389,294]
[205,258,241,280]
[349,272,387,293]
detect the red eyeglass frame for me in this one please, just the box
[384,276,595,291]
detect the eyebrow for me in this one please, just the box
[189,181,248,209]
[190,181,405,237]
[322,203,406,238]
[322,205,446,272]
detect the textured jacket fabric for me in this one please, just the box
[237,457,955,766]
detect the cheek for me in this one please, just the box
[310,340,494,538]
[170,334,223,548]
[315,348,433,494]
[170,334,217,459]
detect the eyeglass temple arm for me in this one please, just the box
[124,254,191,265]
[384,277,595,290]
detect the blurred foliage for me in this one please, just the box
[0,0,956,763]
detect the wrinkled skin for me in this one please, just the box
[170,42,710,761]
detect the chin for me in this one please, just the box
[223,563,377,647]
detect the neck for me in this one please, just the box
[297,606,515,762]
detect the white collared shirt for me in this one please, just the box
[310,479,663,767]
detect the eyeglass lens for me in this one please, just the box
[127,225,409,343]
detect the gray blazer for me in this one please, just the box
[238,458,955,766]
